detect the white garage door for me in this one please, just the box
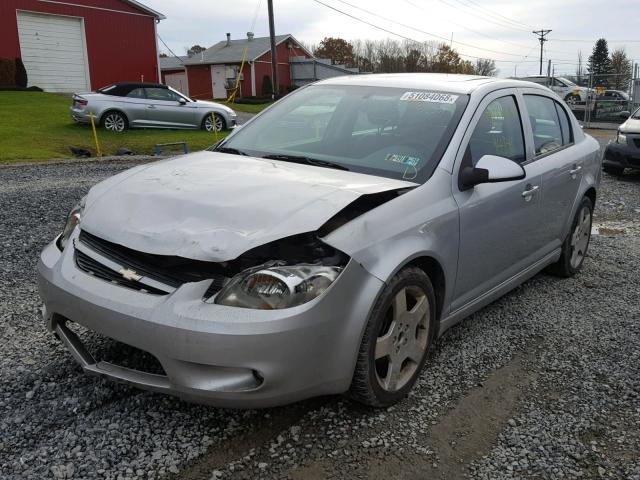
[164,72,189,95]
[17,11,90,92]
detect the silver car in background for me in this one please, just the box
[40,74,601,408]
[71,82,236,132]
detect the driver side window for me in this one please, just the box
[469,96,526,165]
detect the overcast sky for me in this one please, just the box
[148,0,640,78]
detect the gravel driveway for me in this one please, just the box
[1,131,639,479]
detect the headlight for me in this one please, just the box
[617,131,627,144]
[58,197,85,250]
[212,263,343,309]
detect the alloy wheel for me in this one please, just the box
[104,113,125,132]
[205,114,223,132]
[375,286,430,392]
[570,205,592,269]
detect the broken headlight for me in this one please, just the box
[213,264,343,309]
[58,197,85,250]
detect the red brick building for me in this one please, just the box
[183,33,312,99]
[0,0,164,92]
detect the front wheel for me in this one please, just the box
[348,267,436,407]
[202,113,225,132]
[547,196,593,277]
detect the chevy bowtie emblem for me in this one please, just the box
[118,268,142,282]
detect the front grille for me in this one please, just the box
[76,230,228,295]
[75,249,169,295]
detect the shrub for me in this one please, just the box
[15,58,28,87]
[261,74,273,97]
[0,57,16,86]
[0,85,43,91]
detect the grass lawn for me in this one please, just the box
[0,91,230,163]
[222,100,273,114]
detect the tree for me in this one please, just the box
[609,48,632,90]
[14,57,27,87]
[475,58,497,76]
[588,38,612,86]
[159,52,168,58]
[432,44,476,74]
[186,45,207,58]
[314,37,355,67]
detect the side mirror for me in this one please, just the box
[459,155,526,190]
[178,98,187,105]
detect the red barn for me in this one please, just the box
[184,33,313,100]
[0,0,164,92]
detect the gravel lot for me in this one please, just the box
[1,132,639,479]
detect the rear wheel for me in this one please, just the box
[547,196,593,277]
[348,267,436,407]
[101,111,128,132]
[202,113,225,132]
[603,165,624,176]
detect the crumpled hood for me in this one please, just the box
[82,151,417,261]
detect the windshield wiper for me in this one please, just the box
[261,154,349,171]
[215,146,248,156]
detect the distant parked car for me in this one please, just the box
[71,82,236,132]
[603,107,640,175]
[518,75,594,109]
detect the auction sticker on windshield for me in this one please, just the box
[400,92,459,104]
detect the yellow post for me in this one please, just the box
[211,112,218,142]
[89,112,102,157]
[227,47,249,103]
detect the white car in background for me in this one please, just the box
[518,76,594,109]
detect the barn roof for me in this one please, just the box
[159,56,187,71]
[122,0,165,19]
[183,34,310,65]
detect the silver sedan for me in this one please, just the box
[70,82,236,132]
[40,74,601,408]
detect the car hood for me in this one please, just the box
[81,151,417,262]
[193,99,232,112]
[620,117,640,133]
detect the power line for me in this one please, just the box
[443,0,531,33]
[157,33,184,64]
[328,0,540,59]
[533,29,552,74]
[456,0,535,30]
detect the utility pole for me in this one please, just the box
[532,29,552,75]
[267,0,278,100]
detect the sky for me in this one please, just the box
[147,0,640,78]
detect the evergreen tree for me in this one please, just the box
[588,38,612,86]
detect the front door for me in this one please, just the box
[451,91,547,311]
[211,65,227,99]
[144,87,197,128]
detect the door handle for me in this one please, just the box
[569,165,582,176]
[521,185,539,200]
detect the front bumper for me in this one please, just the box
[37,232,383,408]
[603,142,640,170]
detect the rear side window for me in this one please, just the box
[554,102,573,145]
[468,95,526,165]
[523,95,563,155]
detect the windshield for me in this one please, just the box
[633,107,640,119]
[559,77,576,86]
[217,84,468,183]
[168,86,192,102]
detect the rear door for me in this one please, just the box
[521,91,583,250]
[451,90,547,311]
[144,87,198,128]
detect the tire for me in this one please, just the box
[547,196,593,277]
[202,113,225,132]
[564,93,580,106]
[348,266,437,407]
[101,111,128,132]
[603,165,624,176]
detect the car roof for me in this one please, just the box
[315,73,549,95]
[97,82,168,96]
